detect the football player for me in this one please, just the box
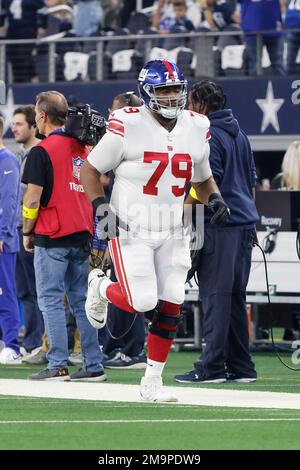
[81,60,230,402]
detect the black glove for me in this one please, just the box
[92,196,128,241]
[208,193,230,226]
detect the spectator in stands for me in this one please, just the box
[22,91,105,381]
[37,0,74,38]
[285,0,300,75]
[118,0,155,28]
[0,7,6,37]
[102,92,147,369]
[200,0,240,32]
[101,0,119,29]
[12,106,45,359]
[240,0,285,76]
[35,0,74,82]
[199,0,241,48]
[169,1,195,32]
[2,0,45,83]
[175,80,258,384]
[152,0,201,30]
[0,116,22,365]
[271,141,300,190]
[74,0,103,36]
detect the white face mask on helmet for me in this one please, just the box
[143,83,187,120]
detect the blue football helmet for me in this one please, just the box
[138,60,187,120]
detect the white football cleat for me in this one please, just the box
[0,347,22,365]
[140,375,178,403]
[85,269,108,329]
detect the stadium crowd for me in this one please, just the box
[0,0,299,82]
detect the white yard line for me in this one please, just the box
[1,379,300,409]
[1,418,300,424]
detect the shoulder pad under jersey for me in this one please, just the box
[183,110,211,141]
[107,106,142,137]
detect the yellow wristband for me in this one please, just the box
[189,187,201,202]
[22,205,39,220]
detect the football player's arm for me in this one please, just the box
[80,159,106,203]
[184,192,197,206]
[190,141,219,204]
[81,131,125,204]
[191,177,220,205]
[191,176,230,226]
[191,141,230,225]
[193,136,226,203]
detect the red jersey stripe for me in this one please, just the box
[206,130,211,141]
[108,117,124,125]
[107,128,124,138]
[108,121,124,133]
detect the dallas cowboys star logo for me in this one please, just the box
[256,81,284,133]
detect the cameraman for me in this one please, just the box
[22,91,105,382]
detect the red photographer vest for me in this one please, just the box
[34,133,93,238]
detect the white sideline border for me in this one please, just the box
[1,379,300,410]
[1,418,300,424]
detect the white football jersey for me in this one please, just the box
[88,105,212,231]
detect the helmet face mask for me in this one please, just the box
[138,60,187,120]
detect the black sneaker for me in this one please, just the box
[226,372,257,383]
[28,367,69,381]
[175,369,226,384]
[69,368,107,382]
[102,348,122,363]
[104,351,147,369]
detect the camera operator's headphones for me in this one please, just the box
[262,228,278,254]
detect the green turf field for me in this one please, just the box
[0,351,300,450]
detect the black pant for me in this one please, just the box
[245,36,285,76]
[16,228,44,352]
[194,227,256,378]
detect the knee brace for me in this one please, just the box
[146,301,181,340]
